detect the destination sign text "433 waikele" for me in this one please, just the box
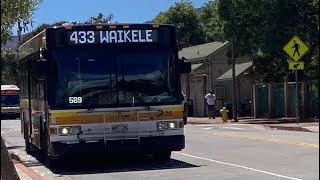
[67,30,158,45]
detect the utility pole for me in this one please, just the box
[231,34,238,122]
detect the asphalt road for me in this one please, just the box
[1,119,319,180]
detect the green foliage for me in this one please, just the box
[199,0,225,42]
[83,12,114,24]
[1,0,42,85]
[218,0,319,82]
[1,0,42,44]
[153,1,205,49]
[1,46,18,84]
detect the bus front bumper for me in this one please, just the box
[1,108,20,119]
[50,135,185,157]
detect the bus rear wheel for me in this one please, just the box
[154,151,171,162]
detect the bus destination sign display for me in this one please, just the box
[67,29,158,45]
[1,90,19,94]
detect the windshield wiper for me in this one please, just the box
[86,80,114,112]
[131,91,151,110]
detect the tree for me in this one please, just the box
[1,46,17,84]
[218,0,319,82]
[83,12,114,24]
[153,1,205,49]
[1,0,42,44]
[1,0,42,85]
[199,0,225,42]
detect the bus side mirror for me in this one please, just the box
[36,48,48,80]
[177,57,191,74]
[36,60,48,80]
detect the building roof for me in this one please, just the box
[217,61,253,81]
[178,41,229,62]
[191,63,204,71]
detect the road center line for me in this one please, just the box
[174,152,303,180]
[209,132,319,148]
[222,127,243,130]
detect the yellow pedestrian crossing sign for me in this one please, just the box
[283,35,309,61]
[289,61,304,70]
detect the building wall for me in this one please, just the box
[180,45,254,117]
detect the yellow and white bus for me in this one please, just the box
[17,23,191,167]
[1,85,20,119]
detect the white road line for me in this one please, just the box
[203,127,214,130]
[1,132,4,134]
[194,125,215,127]
[223,127,243,130]
[174,152,303,180]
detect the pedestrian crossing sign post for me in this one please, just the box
[282,35,310,125]
[289,61,304,70]
[283,35,309,62]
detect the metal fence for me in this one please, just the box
[305,81,319,118]
[255,84,268,118]
[255,81,319,119]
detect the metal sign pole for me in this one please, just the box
[295,69,299,124]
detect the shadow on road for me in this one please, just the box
[35,153,199,175]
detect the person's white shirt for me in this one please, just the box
[205,93,216,105]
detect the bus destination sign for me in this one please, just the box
[1,90,18,94]
[67,29,158,45]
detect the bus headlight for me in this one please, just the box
[58,126,81,136]
[157,121,178,131]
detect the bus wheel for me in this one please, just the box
[44,156,59,169]
[154,151,171,162]
[24,124,35,154]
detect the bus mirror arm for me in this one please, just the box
[36,60,48,81]
[40,48,49,59]
[177,57,191,74]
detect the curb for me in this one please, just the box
[187,120,318,133]
[9,151,43,180]
[12,159,43,180]
[263,125,313,132]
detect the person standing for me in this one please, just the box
[204,90,216,119]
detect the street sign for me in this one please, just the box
[289,61,304,70]
[283,35,309,61]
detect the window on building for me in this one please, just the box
[215,86,225,99]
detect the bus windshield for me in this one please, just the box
[1,94,20,107]
[48,47,182,109]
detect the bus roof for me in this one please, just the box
[17,23,177,60]
[1,85,20,91]
[46,23,175,30]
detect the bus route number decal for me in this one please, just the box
[69,97,82,104]
[157,110,173,117]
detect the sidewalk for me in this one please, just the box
[12,159,42,180]
[187,117,319,133]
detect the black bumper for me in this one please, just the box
[51,135,185,157]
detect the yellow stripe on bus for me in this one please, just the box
[49,107,183,125]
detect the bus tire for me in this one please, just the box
[24,124,35,154]
[40,119,59,168]
[44,156,58,168]
[154,151,171,162]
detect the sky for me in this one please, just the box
[12,0,210,35]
